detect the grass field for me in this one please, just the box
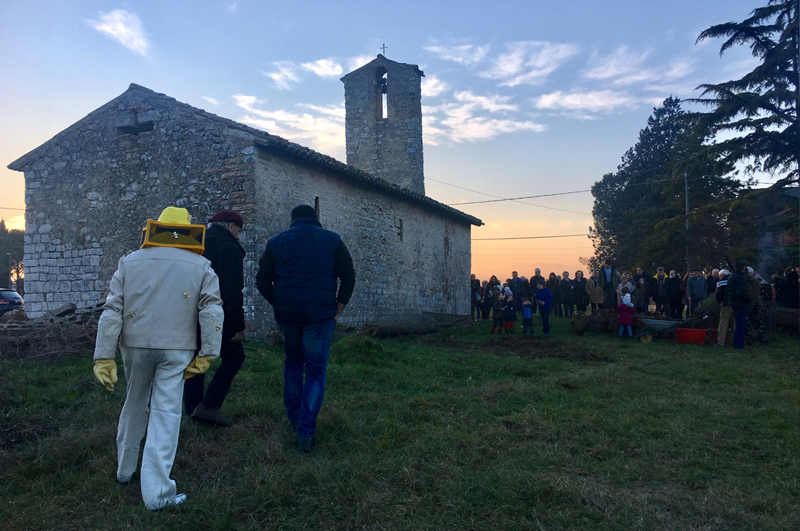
[0,317,798,530]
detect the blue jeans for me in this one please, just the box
[279,319,336,439]
[522,317,534,335]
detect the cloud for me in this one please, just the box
[478,41,580,86]
[262,62,300,90]
[423,90,545,144]
[4,214,25,231]
[87,10,149,56]
[301,58,343,77]
[422,75,449,98]
[584,46,651,82]
[664,59,694,80]
[233,94,345,158]
[533,90,637,114]
[228,2,238,12]
[424,44,489,65]
[202,96,219,105]
[347,54,376,72]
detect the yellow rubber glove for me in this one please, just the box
[184,356,213,379]
[93,359,118,392]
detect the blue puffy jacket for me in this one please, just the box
[256,217,355,324]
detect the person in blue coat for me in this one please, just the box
[256,205,356,452]
[535,280,553,336]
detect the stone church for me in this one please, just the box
[8,55,481,333]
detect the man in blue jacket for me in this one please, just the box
[256,205,356,452]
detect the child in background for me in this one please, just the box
[535,281,553,336]
[521,297,534,336]
[491,292,505,334]
[503,295,517,334]
[617,287,635,338]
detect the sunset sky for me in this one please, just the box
[0,1,780,280]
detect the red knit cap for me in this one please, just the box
[208,210,244,229]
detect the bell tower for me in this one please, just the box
[341,55,425,195]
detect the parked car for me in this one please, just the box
[0,288,24,314]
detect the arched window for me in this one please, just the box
[376,67,388,120]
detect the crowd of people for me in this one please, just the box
[471,258,799,345]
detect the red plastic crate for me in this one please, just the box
[676,328,706,344]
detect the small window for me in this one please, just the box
[314,197,320,219]
[397,219,403,241]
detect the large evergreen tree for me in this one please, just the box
[691,0,799,182]
[589,98,740,272]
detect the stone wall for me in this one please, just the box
[15,84,473,335]
[251,146,470,333]
[19,86,258,315]
[343,56,425,195]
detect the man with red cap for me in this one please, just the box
[184,210,246,426]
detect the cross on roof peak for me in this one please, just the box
[380,43,388,55]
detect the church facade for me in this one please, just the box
[8,56,481,333]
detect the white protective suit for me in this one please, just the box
[94,245,223,510]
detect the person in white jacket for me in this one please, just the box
[92,207,224,510]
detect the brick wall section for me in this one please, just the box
[343,56,425,196]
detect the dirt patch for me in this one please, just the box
[430,336,614,362]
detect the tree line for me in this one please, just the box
[589,0,799,275]
[0,219,24,293]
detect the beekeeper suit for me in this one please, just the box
[92,207,223,510]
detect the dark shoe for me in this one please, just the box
[191,403,233,427]
[297,437,312,453]
[713,344,724,348]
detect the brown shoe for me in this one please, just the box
[191,403,233,427]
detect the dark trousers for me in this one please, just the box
[670,300,683,319]
[733,308,748,349]
[562,301,574,318]
[540,308,550,334]
[522,317,534,335]
[184,335,245,415]
[603,285,616,308]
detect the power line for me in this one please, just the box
[453,190,591,206]
[427,178,591,215]
[472,233,588,241]
[0,207,25,211]
[443,176,687,206]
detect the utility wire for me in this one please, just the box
[452,190,590,206]
[427,178,591,215]
[0,207,25,211]
[473,234,588,241]
[443,176,686,206]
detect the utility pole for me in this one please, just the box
[685,173,691,272]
